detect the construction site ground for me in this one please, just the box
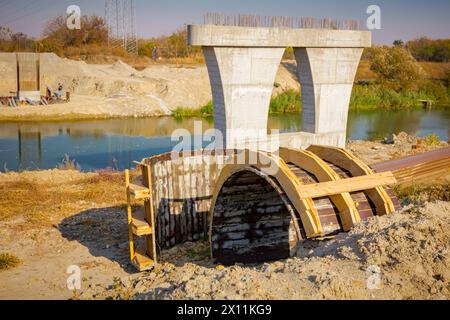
[0,54,299,121]
[0,135,448,300]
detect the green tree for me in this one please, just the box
[406,37,450,62]
[42,15,108,48]
[369,46,424,89]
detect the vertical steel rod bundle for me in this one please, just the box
[203,12,362,30]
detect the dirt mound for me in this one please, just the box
[348,132,449,164]
[92,201,449,300]
[0,164,448,299]
[0,53,301,120]
[109,60,137,75]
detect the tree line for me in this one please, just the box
[0,15,200,60]
[0,14,449,64]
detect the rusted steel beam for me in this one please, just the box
[371,147,450,186]
[371,147,450,172]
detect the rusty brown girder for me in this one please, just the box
[371,147,450,186]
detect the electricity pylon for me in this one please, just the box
[105,0,138,55]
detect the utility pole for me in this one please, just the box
[105,0,138,55]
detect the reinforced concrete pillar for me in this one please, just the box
[203,47,285,148]
[294,48,363,146]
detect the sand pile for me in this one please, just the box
[0,53,300,120]
[109,60,138,75]
[85,200,449,300]
[348,132,449,164]
[0,150,448,299]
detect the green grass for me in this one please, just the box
[269,90,302,113]
[173,100,214,119]
[172,81,450,119]
[0,253,21,271]
[350,82,450,110]
[173,91,302,119]
[423,134,441,146]
[394,182,449,203]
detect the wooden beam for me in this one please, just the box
[128,179,151,200]
[125,169,135,261]
[142,164,158,264]
[295,172,396,199]
[131,208,153,236]
[307,145,397,215]
[279,147,361,231]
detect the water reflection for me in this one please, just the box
[0,107,448,172]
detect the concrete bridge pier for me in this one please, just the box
[203,47,285,148]
[188,24,371,149]
[294,48,364,147]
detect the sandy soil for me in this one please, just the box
[0,141,448,300]
[347,131,449,164]
[0,54,299,121]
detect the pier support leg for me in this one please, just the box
[294,48,363,147]
[203,47,285,148]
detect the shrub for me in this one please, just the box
[173,101,214,119]
[423,134,441,146]
[43,15,108,48]
[406,37,450,62]
[269,90,301,113]
[368,46,425,89]
[349,82,449,110]
[0,253,21,271]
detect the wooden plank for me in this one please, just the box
[279,147,361,231]
[295,172,396,199]
[132,246,155,272]
[307,145,397,216]
[184,157,192,242]
[128,178,150,200]
[131,208,153,236]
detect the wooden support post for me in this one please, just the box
[142,164,158,264]
[125,169,135,261]
[279,147,361,231]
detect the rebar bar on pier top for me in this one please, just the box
[203,12,362,30]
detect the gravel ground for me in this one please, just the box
[0,139,448,300]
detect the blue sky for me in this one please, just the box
[0,0,449,44]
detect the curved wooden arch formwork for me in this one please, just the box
[126,146,398,268]
[209,149,324,244]
[209,147,398,261]
[306,145,397,215]
[278,147,361,231]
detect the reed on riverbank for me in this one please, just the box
[350,81,450,110]
[173,81,450,118]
